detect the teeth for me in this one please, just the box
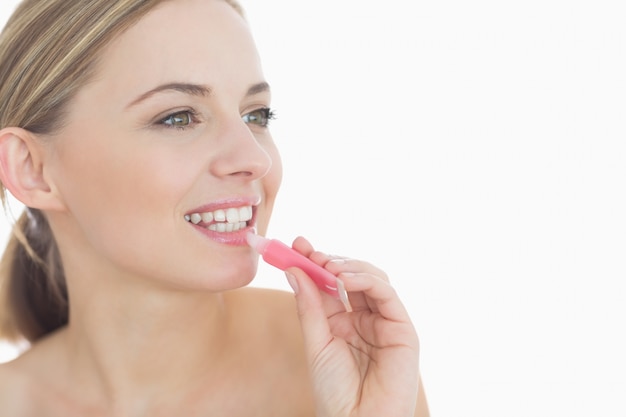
[226,207,239,223]
[185,205,253,230]
[240,206,252,221]
[214,209,226,222]
[207,221,247,232]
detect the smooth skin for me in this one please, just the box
[0,0,428,415]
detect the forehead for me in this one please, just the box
[90,0,261,97]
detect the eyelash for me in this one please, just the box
[156,107,276,131]
[242,107,276,128]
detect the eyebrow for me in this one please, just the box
[126,81,271,109]
[246,81,270,96]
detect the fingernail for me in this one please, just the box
[328,258,346,264]
[285,272,299,294]
[336,278,353,313]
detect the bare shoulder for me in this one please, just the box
[0,361,31,415]
[231,287,304,355]
[232,287,301,332]
[227,287,314,411]
[0,332,74,416]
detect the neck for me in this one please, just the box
[61,270,235,408]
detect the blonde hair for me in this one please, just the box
[0,0,244,343]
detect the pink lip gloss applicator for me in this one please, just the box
[246,232,353,312]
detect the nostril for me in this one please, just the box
[230,170,254,177]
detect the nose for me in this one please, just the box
[208,117,273,180]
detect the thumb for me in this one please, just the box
[285,267,334,357]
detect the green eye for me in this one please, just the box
[161,111,193,128]
[242,108,275,127]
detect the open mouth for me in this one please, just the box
[184,205,254,232]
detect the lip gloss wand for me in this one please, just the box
[246,232,353,312]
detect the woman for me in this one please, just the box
[0,0,428,415]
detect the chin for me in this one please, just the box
[192,260,259,292]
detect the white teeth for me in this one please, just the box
[239,206,252,222]
[226,207,239,223]
[208,221,246,232]
[186,205,254,231]
[213,209,226,222]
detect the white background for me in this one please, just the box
[1,1,625,416]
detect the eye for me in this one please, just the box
[242,108,275,128]
[159,110,196,130]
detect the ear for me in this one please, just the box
[0,127,65,211]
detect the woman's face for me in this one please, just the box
[45,0,282,290]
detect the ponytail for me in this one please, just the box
[0,208,67,343]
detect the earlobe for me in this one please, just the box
[0,127,64,211]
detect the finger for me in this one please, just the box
[291,235,315,257]
[338,271,413,324]
[292,237,389,311]
[291,237,389,313]
[292,236,351,273]
[285,266,337,361]
[322,258,391,312]
[324,257,391,283]
[290,236,351,313]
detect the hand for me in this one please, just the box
[285,236,420,417]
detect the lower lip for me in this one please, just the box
[190,223,255,246]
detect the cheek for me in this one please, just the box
[51,135,193,241]
[50,139,200,278]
